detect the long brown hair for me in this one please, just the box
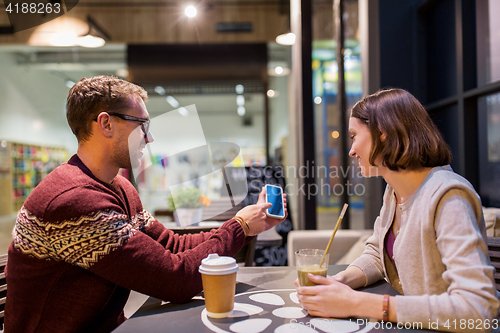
[350,88,451,171]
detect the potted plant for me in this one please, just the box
[168,186,210,227]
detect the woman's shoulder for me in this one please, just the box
[426,165,475,190]
[422,165,481,206]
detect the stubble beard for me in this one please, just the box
[112,133,134,170]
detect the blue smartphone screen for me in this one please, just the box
[266,185,284,217]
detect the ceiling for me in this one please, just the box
[0,0,289,45]
[0,38,290,119]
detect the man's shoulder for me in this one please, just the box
[113,173,137,191]
[23,163,117,220]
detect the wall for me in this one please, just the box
[269,74,290,158]
[0,51,78,152]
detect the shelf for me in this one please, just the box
[0,141,69,215]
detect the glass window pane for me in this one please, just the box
[476,0,500,85]
[312,0,363,230]
[423,0,457,102]
[478,93,500,206]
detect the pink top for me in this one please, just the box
[385,226,396,263]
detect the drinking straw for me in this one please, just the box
[319,203,349,267]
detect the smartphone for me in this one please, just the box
[265,184,285,218]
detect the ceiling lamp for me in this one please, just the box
[185,5,197,18]
[276,15,295,45]
[166,96,180,108]
[267,65,290,77]
[76,16,109,48]
[28,15,109,48]
[235,84,244,94]
[267,89,279,98]
[76,35,105,48]
[276,32,296,45]
[28,17,86,46]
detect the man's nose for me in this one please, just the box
[146,132,154,144]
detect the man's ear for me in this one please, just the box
[96,113,114,138]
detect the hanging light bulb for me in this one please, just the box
[276,32,296,45]
[76,35,105,48]
[185,5,197,18]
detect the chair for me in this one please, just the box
[287,229,372,266]
[487,236,500,291]
[0,254,7,330]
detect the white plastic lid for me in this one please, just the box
[199,253,239,275]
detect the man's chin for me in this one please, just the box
[130,158,142,169]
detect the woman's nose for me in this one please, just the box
[146,132,155,144]
[349,147,355,157]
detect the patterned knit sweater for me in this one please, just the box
[5,154,247,333]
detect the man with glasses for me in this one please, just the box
[5,75,287,333]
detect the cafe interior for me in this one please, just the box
[0,0,499,290]
[0,0,500,331]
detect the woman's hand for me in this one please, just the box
[236,186,288,236]
[294,274,360,318]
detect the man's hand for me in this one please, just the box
[256,185,288,231]
[235,186,288,236]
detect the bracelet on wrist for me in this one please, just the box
[233,216,249,236]
[382,294,389,322]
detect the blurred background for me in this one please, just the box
[0,0,498,263]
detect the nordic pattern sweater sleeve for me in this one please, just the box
[87,217,246,304]
[5,155,247,333]
[16,176,246,301]
[141,217,247,252]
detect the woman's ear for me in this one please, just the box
[379,130,387,142]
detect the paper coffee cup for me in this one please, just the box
[199,254,239,318]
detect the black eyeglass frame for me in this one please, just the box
[93,112,150,137]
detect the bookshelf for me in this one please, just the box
[0,141,69,215]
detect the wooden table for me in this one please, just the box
[113,266,436,333]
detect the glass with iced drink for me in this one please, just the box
[295,249,329,286]
[199,253,239,318]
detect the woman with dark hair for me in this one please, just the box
[296,88,499,332]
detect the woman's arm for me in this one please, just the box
[295,274,398,322]
[296,188,498,332]
[395,189,499,332]
[332,265,367,289]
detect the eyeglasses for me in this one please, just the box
[93,112,150,138]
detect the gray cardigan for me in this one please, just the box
[350,165,499,332]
